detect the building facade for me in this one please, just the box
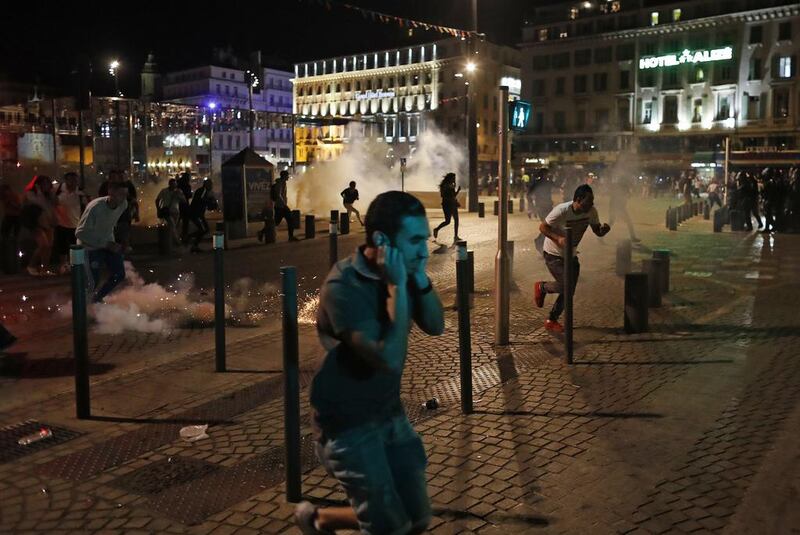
[158,58,294,175]
[518,0,799,177]
[292,38,520,175]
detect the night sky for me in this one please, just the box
[1,0,539,96]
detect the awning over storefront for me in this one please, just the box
[729,151,800,167]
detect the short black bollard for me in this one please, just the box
[467,250,475,293]
[339,211,350,235]
[456,246,473,414]
[564,227,575,364]
[70,246,90,419]
[262,216,276,244]
[669,208,678,231]
[158,222,173,255]
[478,202,485,218]
[665,208,671,229]
[713,210,723,233]
[616,239,632,276]
[519,196,525,213]
[329,212,339,268]
[280,266,302,503]
[508,200,514,214]
[493,200,499,216]
[213,233,226,372]
[1,235,20,274]
[624,273,648,334]
[652,249,670,294]
[305,214,316,239]
[730,209,744,231]
[291,210,301,231]
[642,258,663,308]
[703,202,710,220]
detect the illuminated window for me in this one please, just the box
[570,7,578,19]
[778,56,793,78]
[692,99,703,122]
[642,101,653,124]
[610,1,620,13]
[672,9,681,22]
[651,12,659,26]
[559,31,569,38]
[538,29,549,41]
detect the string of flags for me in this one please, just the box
[302,0,479,39]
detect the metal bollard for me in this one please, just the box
[493,200,499,216]
[339,211,350,235]
[564,227,575,364]
[703,202,710,220]
[730,209,744,231]
[329,212,339,268]
[519,196,525,213]
[508,200,514,214]
[456,246,473,414]
[642,258,663,308]
[652,249,670,294]
[665,208,671,229]
[213,233,226,372]
[281,266,302,503]
[291,210,301,231]
[669,208,678,231]
[624,272,649,334]
[713,210,723,233]
[305,214,316,239]
[616,239,632,276]
[478,202,485,218]
[70,246,90,418]
[467,250,475,293]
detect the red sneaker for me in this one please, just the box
[544,319,564,333]
[534,282,545,308]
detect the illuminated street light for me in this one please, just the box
[109,59,121,96]
[466,61,477,74]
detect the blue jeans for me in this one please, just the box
[316,415,431,535]
[87,249,125,302]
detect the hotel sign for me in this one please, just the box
[355,89,396,101]
[639,47,733,70]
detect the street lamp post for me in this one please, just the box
[208,102,217,180]
[109,60,121,97]
[466,59,479,213]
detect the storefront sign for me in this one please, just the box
[639,47,733,70]
[355,90,396,101]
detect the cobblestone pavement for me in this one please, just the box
[1,196,799,534]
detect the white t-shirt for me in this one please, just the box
[542,201,600,257]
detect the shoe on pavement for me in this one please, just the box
[257,230,264,242]
[294,501,332,535]
[534,282,545,308]
[544,319,564,333]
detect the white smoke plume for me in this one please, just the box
[287,124,466,215]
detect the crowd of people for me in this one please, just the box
[155,171,219,252]
[0,170,137,277]
[726,167,800,232]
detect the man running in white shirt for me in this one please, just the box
[534,184,610,333]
